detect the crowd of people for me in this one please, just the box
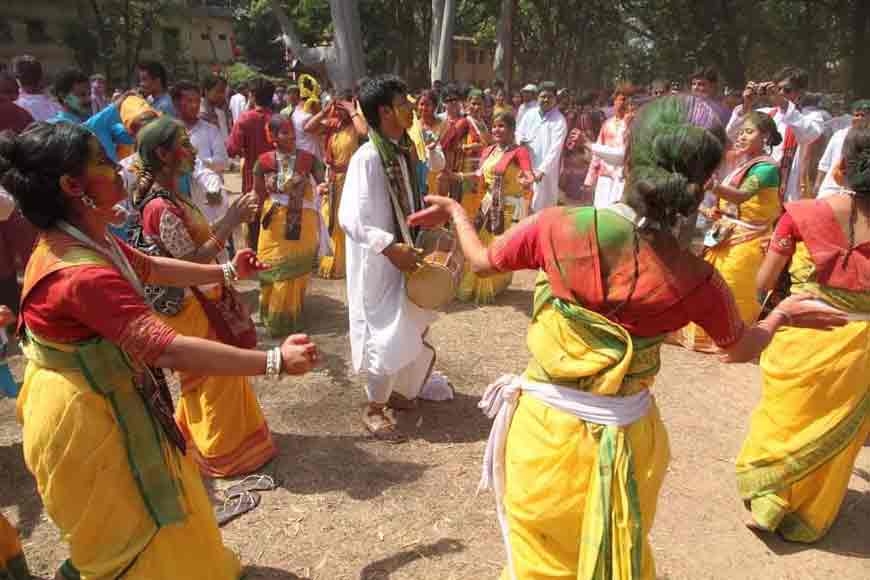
[0,51,866,580]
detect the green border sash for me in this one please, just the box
[22,333,185,528]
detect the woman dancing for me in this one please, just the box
[2,121,316,579]
[411,96,845,580]
[736,126,870,542]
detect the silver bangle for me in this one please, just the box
[222,262,238,286]
[265,347,282,378]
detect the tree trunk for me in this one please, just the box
[430,0,456,84]
[850,0,870,99]
[493,0,515,90]
[271,0,365,90]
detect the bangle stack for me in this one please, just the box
[221,262,238,286]
[265,347,283,378]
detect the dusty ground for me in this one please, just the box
[1,172,867,579]
[1,267,868,580]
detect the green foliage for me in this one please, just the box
[59,0,172,85]
[227,0,868,96]
[224,62,263,88]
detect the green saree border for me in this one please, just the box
[258,254,316,284]
[737,392,870,500]
[0,553,30,580]
[22,333,185,528]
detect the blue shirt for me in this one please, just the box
[47,104,134,162]
[150,93,176,117]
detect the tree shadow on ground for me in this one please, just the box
[267,432,428,501]
[749,489,870,558]
[393,391,492,444]
[0,442,42,539]
[243,565,309,579]
[443,287,533,319]
[358,538,465,579]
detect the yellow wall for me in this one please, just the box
[451,38,495,86]
[0,0,235,81]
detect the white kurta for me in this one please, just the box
[188,119,230,224]
[339,141,436,376]
[817,126,849,198]
[516,107,567,213]
[727,102,824,202]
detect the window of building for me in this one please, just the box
[465,46,475,64]
[201,32,209,41]
[26,20,50,44]
[478,49,486,65]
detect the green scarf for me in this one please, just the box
[368,128,423,242]
[136,115,182,171]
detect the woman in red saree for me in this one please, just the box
[1,121,317,579]
[411,95,846,580]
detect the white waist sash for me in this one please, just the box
[477,374,652,580]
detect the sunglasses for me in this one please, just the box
[780,85,796,94]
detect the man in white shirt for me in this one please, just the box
[229,82,249,125]
[585,85,633,208]
[339,74,447,442]
[172,81,230,225]
[515,83,539,125]
[199,73,231,141]
[726,67,824,202]
[11,55,62,121]
[516,81,567,213]
[816,100,870,198]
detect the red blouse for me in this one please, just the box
[487,207,744,346]
[22,240,176,365]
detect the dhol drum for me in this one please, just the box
[406,227,464,310]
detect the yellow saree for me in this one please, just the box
[255,150,320,336]
[16,237,240,579]
[499,276,668,580]
[146,194,276,478]
[736,238,870,542]
[457,146,523,304]
[319,125,359,279]
[0,513,27,580]
[675,160,780,352]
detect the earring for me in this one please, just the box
[80,195,97,209]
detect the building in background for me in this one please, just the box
[451,36,495,87]
[0,0,236,85]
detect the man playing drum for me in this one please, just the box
[339,75,451,442]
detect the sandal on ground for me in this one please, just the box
[215,490,261,527]
[363,409,407,443]
[387,392,419,411]
[224,474,277,497]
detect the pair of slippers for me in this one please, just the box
[215,474,278,526]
